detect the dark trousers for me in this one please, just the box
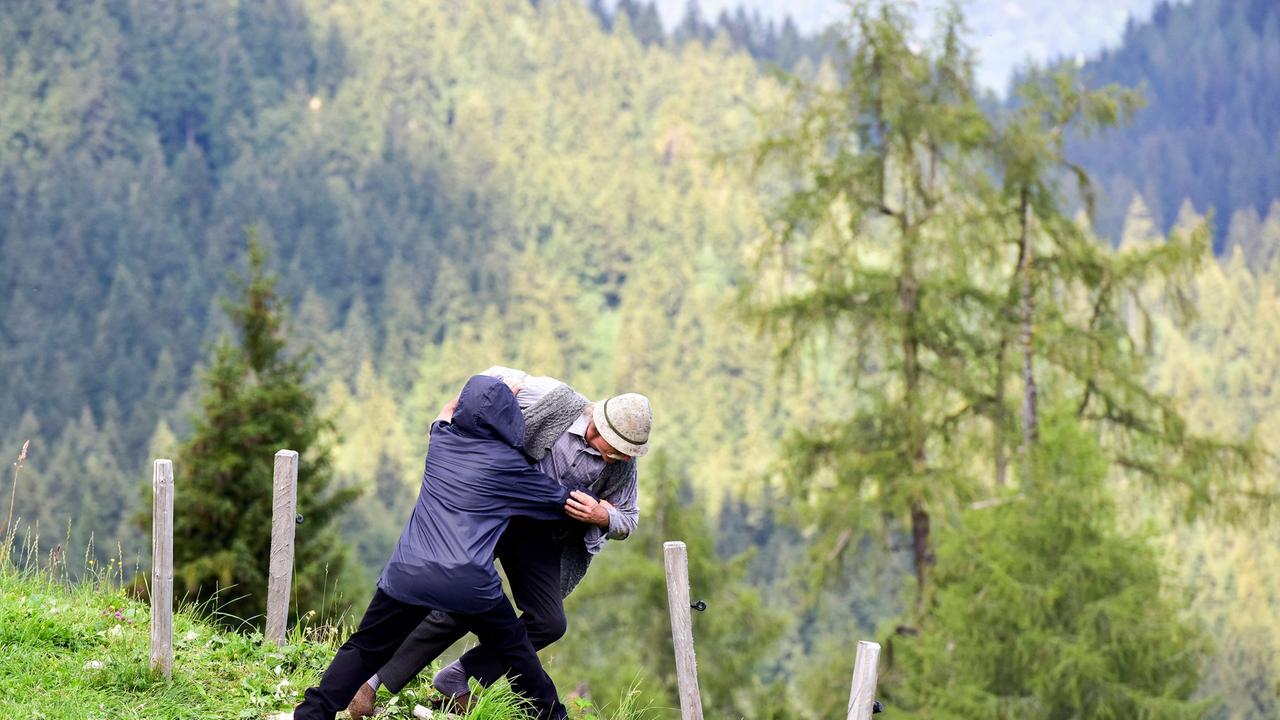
[294,587,566,720]
[377,517,569,693]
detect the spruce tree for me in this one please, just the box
[885,412,1208,720]
[168,234,357,629]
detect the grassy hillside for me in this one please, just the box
[0,560,647,719]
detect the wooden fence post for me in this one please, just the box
[150,459,174,678]
[846,640,881,720]
[663,540,704,720]
[265,449,299,646]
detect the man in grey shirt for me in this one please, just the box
[348,366,650,718]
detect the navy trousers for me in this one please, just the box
[293,587,565,720]
[375,517,571,693]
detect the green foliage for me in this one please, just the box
[0,0,1277,716]
[746,7,1273,719]
[749,1,1265,621]
[994,68,1264,522]
[749,0,996,610]
[163,235,358,628]
[885,412,1208,719]
[553,451,789,718]
[1142,234,1280,720]
[461,678,540,720]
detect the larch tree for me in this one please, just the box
[747,3,993,614]
[747,2,1268,617]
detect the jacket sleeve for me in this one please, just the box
[502,464,571,521]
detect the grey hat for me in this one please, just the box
[592,393,652,458]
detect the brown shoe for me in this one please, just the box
[347,682,377,719]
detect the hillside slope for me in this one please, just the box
[0,566,584,719]
[1065,0,1280,248]
[0,569,334,717]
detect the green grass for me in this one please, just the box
[0,564,339,718]
[0,553,657,720]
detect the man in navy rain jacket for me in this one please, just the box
[293,374,571,720]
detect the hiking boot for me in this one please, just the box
[347,682,377,719]
[431,661,469,697]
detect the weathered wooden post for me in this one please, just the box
[846,640,881,720]
[265,449,299,646]
[663,540,704,720]
[150,459,174,678]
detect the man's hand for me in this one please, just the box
[565,491,611,528]
[434,394,460,424]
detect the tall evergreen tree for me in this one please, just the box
[164,233,357,628]
[748,1,1264,619]
[885,412,1208,720]
[748,3,992,612]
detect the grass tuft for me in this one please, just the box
[569,678,663,720]
[463,679,536,720]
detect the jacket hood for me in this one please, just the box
[452,374,526,448]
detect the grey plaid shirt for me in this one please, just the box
[482,366,640,555]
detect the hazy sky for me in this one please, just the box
[652,0,1177,92]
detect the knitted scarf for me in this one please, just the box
[521,383,638,597]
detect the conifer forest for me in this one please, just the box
[2,0,1278,717]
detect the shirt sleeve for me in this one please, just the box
[480,366,562,411]
[586,470,639,546]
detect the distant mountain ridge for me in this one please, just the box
[1064,0,1280,251]
[610,0,1279,256]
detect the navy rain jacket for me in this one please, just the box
[377,374,571,613]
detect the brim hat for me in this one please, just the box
[592,393,652,458]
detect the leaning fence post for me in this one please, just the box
[663,540,704,720]
[265,449,299,646]
[846,640,881,720]
[150,459,174,678]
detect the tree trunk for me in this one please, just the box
[994,339,1008,486]
[910,497,933,614]
[1019,188,1038,449]
[900,229,931,610]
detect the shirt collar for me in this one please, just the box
[567,413,601,456]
